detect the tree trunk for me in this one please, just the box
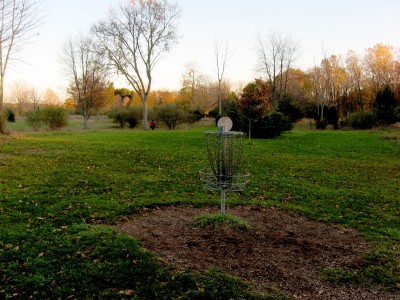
[248,119,252,140]
[143,98,148,130]
[0,76,6,134]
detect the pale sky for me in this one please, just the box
[4,0,400,100]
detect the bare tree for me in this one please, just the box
[62,35,107,129]
[91,0,181,130]
[9,80,29,115]
[180,62,206,108]
[28,86,41,109]
[0,0,42,134]
[214,38,232,115]
[257,31,299,107]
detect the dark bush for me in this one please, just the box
[126,113,138,129]
[107,108,140,128]
[347,112,377,129]
[278,94,303,122]
[187,109,203,123]
[325,107,339,129]
[316,118,328,130]
[226,101,245,131]
[6,109,15,122]
[303,101,319,120]
[250,111,292,139]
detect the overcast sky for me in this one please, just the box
[5,0,400,99]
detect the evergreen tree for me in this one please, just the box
[373,85,399,125]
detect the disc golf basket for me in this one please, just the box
[199,117,249,213]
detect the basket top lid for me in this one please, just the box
[217,117,233,132]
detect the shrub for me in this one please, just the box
[250,111,292,139]
[41,107,68,130]
[6,109,15,122]
[107,108,140,129]
[325,107,339,129]
[316,118,328,130]
[25,109,44,130]
[154,103,187,130]
[347,112,377,129]
[277,94,303,122]
[186,109,203,123]
[226,101,245,131]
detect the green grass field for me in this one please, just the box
[0,117,399,298]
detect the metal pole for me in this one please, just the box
[220,188,226,214]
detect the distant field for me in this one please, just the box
[0,121,399,298]
[4,114,216,132]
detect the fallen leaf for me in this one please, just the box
[124,289,134,296]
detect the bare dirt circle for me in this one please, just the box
[117,206,399,300]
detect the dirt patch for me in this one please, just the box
[117,206,399,299]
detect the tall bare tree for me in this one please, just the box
[257,31,299,107]
[9,80,29,115]
[91,0,180,130]
[180,62,205,108]
[214,38,232,115]
[346,50,364,112]
[0,0,42,134]
[62,35,107,129]
[28,86,41,109]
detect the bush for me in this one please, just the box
[277,95,303,122]
[316,118,328,130]
[347,112,377,129]
[250,111,292,139]
[107,108,140,129]
[186,109,203,123]
[154,103,187,130]
[25,109,44,130]
[325,107,339,129]
[226,101,245,131]
[42,107,68,130]
[6,109,15,122]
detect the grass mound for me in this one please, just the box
[194,213,251,231]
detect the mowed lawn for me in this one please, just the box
[0,123,399,298]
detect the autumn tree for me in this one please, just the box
[42,88,61,105]
[100,82,115,113]
[180,63,206,109]
[114,88,133,108]
[91,0,181,130]
[62,35,108,129]
[149,89,178,106]
[0,0,42,134]
[364,43,396,97]
[237,79,271,138]
[257,31,299,107]
[320,54,348,118]
[346,50,365,112]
